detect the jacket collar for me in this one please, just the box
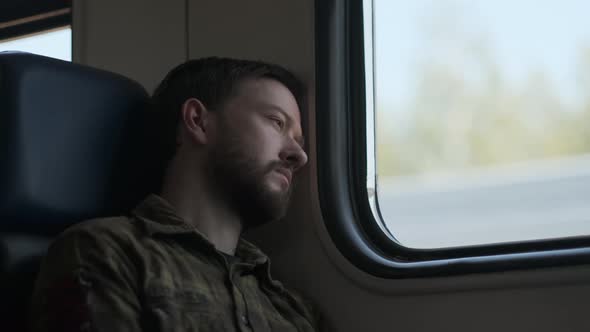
[132,194,269,266]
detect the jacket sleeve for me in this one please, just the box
[30,226,142,332]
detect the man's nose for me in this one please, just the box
[279,139,308,172]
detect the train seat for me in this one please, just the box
[0,52,153,327]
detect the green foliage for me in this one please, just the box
[377,46,590,178]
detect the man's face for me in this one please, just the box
[206,78,308,228]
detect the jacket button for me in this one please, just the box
[241,315,249,325]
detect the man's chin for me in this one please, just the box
[241,187,290,228]
[261,190,290,219]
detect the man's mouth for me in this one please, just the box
[274,167,292,187]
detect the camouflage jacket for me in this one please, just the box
[30,195,319,332]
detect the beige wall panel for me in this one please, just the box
[187,0,313,82]
[73,0,187,92]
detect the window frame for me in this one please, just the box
[315,0,590,278]
[0,1,71,41]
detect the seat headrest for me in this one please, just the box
[0,52,154,233]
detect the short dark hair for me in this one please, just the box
[149,57,305,175]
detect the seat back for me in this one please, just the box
[0,52,153,328]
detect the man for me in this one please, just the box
[30,57,319,331]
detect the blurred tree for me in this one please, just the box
[376,9,590,178]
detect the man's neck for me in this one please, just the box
[160,158,243,256]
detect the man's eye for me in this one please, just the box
[270,117,284,129]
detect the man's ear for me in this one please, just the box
[179,98,210,145]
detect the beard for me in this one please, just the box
[206,138,293,229]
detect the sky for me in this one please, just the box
[0,27,71,61]
[374,0,590,111]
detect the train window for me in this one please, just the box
[372,0,590,248]
[0,0,71,60]
[0,26,71,61]
[317,0,590,277]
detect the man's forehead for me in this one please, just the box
[233,78,301,119]
[235,78,297,103]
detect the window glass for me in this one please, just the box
[373,0,590,249]
[0,27,71,61]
